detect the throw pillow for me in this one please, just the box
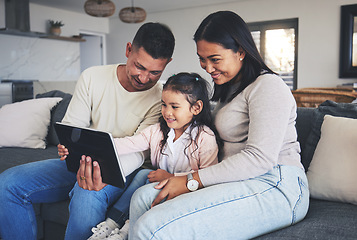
[302,100,357,170]
[0,97,62,149]
[307,115,357,205]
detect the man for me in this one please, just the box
[0,22,175,240]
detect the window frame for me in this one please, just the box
[247,18,299,90]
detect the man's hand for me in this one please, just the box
[147,169,174,183]
[151,175,189,208]
[57,144,68,161]
[77,155,107,191]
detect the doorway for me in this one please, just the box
[79,31,107,72]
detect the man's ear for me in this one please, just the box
[125,42,132,58]
[191,100,203,115]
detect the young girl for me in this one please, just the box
[88,72,221,240]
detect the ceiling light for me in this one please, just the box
[119,0,146,23]
[84,0,115,17]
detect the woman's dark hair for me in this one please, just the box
[194,11,275,102]
[159,72,222,159]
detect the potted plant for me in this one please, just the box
[48,20,64,36]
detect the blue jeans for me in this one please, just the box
[0,158,136,240]
[129,165,309,240]
[107,169,152,227]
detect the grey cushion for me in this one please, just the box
[36,90,72,146]
[302,100,357,170]
[0,146,59,173]
[255,199,357,239]
[295,107,315,171]
[41,200,70,226]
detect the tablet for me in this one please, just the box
[54,122,126,188]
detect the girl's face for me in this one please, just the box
[196,40,245,85]
[161,89,202,139]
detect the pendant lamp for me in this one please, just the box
[84,0,115,17]
[119,0,146,23]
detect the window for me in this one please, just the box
[248,18,298,90]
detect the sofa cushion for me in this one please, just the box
[302,100,357,170]
[307,115,357,204]
[254,199,357,239]
[36,90,72,146]
[0,146,59,173]
[0,97,62,149]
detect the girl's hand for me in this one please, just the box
[57,144,68,161]
[148,169,174,182]
[151,175,189,208]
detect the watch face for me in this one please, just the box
[188,180,199,191]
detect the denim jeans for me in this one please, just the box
[0,158,136,240]
[129,165,309,240]
[107,168,152,227]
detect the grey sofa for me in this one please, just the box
[0,90,72,240]
[1,91,357,239]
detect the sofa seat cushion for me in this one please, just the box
[255,198,357,239]
[0,146,59,173]
[41,200,70,226]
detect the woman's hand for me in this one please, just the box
[57,144,68,161]
[148,169,174,183]
[77,155,107,191]
[151,175,189,208]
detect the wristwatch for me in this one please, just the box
[186,173,199,191]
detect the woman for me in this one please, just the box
[128,11,309,240]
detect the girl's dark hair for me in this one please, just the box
[159,72,222,159]
[194,11,275,102]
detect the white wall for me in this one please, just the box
[107,0,357,88]
[2,0,357,93]
[0,2,109,94]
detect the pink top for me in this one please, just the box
[114,123,218,176]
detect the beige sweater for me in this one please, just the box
[62,64,162,175]
[198,74,303,187]
[62,64,162,137]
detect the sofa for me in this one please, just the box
[0,90,72,240]
[1,91,357,239]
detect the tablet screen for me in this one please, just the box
[54,122,126,188]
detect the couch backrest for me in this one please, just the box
[296,101,357,172]
[36,90,72,146]
[296,107,315,171]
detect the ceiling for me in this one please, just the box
[29,0,242,16]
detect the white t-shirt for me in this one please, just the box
[159,125,197,174]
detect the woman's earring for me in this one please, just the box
[239,58,243,61]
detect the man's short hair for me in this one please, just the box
[132,22,175,60]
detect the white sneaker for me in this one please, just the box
[107,220,129,240]
[88,218,118,240]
